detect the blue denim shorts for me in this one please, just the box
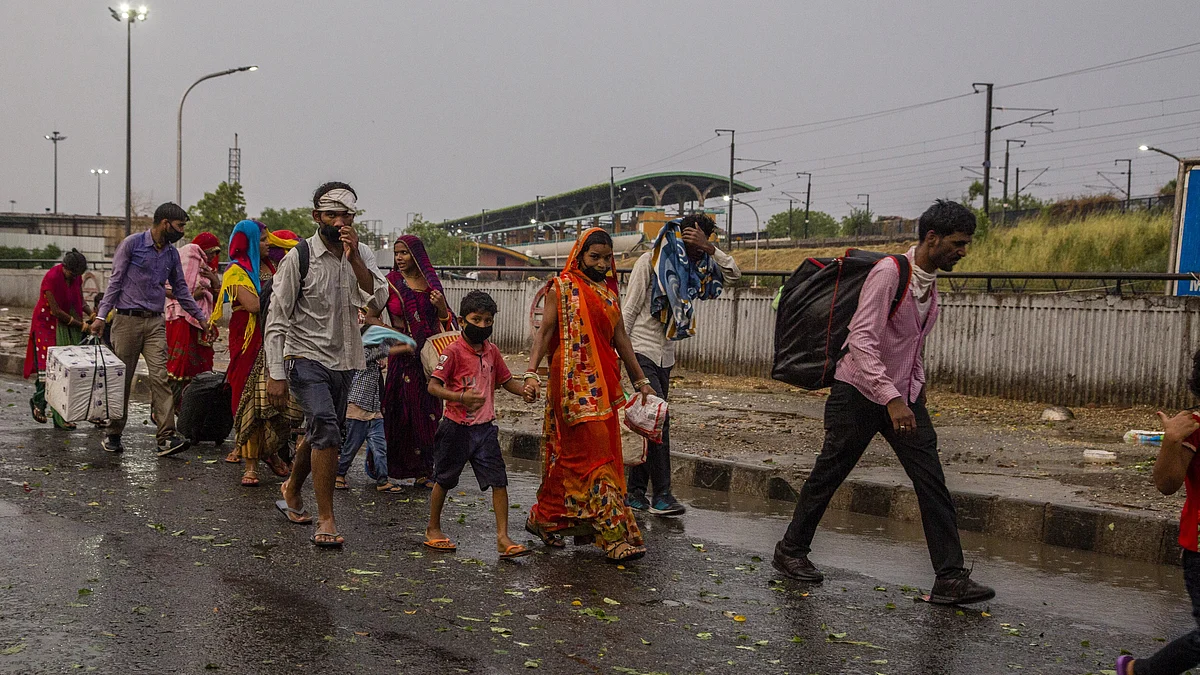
[287,358,353,450]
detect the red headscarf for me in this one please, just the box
[192,232,221,270]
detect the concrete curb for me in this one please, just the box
[2,346,1179,567]
[496,427,1183,566]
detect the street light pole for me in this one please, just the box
[1140,145,1184,162]
[609,167,625,228]
[91,169,109,216]
[176,65,258,204]
[44,131,67,214]
[110,4,148,236]
[716,129,735,248]
[726,196,761,285]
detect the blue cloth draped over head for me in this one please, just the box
[649,218,724,341]
[228,219,266,293]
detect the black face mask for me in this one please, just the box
[463,323,493,344]
[165,228,185,244]
[582,266,608,283]
[320,225,343,244]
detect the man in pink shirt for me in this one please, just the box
[773,200,995,606]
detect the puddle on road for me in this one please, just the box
[508,457,1191,633]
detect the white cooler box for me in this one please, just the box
[45,344,127,422]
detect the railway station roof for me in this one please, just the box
[438,171,760,235]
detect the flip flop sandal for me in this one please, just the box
[274,499,312,525]
[415,477,436,489]
[423,538,457,552]
[334,476,349,490]
[30,402,47,425]
[311,531,344,549]
[265,455,291,478]
[224,450,241,464]
[524,519,565,548]
[241,472,260,487]
[376,482,404,493]
[499,544,533,560]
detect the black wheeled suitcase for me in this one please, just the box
[177,370,234,445]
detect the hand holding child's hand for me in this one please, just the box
[462,389,487,412]
[522,378,539,404]
[1158,410,1200,443]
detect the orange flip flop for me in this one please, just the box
[499,544,533,560]
[423,538,457,552]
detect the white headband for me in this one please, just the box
[316,188,357,213]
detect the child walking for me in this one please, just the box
[424,290,537,559]
[1118,351,1200,675]
[336,330,412,492]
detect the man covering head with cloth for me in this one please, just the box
[265,182,389,548]
[620,213,741,516]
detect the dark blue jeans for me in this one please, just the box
[1136,549,1200,674]
[626,355,673,503]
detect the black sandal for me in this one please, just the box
[525,519,565,548]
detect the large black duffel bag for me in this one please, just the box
[177,370,233,445]
[771,249,911,390]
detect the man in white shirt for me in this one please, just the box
[266,182,389,548]
[621,214,741,515]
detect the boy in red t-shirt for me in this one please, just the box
[424,291,537,559]
[1118,368,1200,675]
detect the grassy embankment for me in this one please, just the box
[728,211,1171,282]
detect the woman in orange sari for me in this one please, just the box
[524,228,656,563]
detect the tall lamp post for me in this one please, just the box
[1140,144,1184,162]
[90,169,109,216]
[725,195,761,285]
[177,65,258,203]
[609,166,625,228]
[110,4,148,236]
[45,131,67,213]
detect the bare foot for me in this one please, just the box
[281,480,304,513]
[425,526,448,543]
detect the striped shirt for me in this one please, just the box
[834,249,939,406]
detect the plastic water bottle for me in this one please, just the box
[1123,430,1163,446]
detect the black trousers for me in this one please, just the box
[1135,549,1200,674]
[778,381,966,578]
[626,355,673,502]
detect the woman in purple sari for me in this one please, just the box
[367,235,455,487]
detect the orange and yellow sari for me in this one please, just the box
[529,229,643,547]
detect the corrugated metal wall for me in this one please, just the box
[443,280,1200,408]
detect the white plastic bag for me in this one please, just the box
[621,426,647,466]
[623,393,668,443]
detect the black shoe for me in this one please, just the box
[771,544,824,582]
[155,434,190,458]
[101,435,124,454]
[927,571,995,605]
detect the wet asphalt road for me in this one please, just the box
[0,374,1192,674]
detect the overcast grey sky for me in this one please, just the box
[4,1,1200,234]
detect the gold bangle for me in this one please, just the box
[633,378,651,389]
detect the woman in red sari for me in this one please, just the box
[211,220,298,486]
[524,228,656,563]
[165,232,222,410]
[24,249,89,429]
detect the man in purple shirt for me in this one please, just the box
[773,200,995,606]
[92,203,208,457]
